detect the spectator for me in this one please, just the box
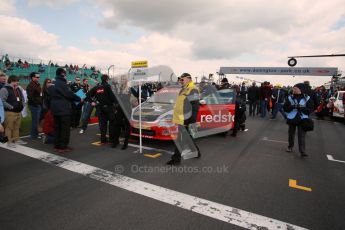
[70,77,83,128]
[0,72,8,89]
[23,61,30,68]
[78,78,93,134]
[0,97,7,143]
[231,91,247,137]
[17,59,23,68]
[259,81,272,118]
[48,68,81,153]
[38,64,45,73]
[303,81,318,110]
[39,78,53,131]
[218,78,231,90]
[200,77,217,98]
[239,82,247,101]
[42,110,55,144]
[270,84,287,120]
[82,78,90,93]
[247,82,260,116]
[79,90,97,134]
[0,75,27,147]
[315,86,328,119]
[26,72,42,139]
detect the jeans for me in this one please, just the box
[44,133,55,144]
[29,105,41,138]
[271,103,286,119]
[80,102,94,130]
[260,100,268,117]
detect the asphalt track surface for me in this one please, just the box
[1,115,345,230]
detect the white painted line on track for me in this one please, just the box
[261,137,288,144]
[0,144,307,230]
[327,155,345,164]
[128,143,174,155]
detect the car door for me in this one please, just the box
[196,86,235,134]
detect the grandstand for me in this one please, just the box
[0,54,102,86]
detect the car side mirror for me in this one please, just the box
[199,99,206,105]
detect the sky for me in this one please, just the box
[1,0,345,86]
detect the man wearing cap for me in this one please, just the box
[270,84,287,120]
[218,78,230,90]
[283,83,314,157]
[167,73,201,165]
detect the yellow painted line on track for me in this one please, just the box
[289,179,312,192]
[91,141,106,146]
[143,153,162,158]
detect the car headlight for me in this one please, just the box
[158,114,174,127]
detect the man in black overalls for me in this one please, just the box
[89,74,118,147]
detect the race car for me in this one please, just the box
[332,90,344,119]
[130,85,236,140]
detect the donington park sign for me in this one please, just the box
[219,67,338,76]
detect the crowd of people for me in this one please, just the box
[0,69,130,152]
[0,69,344,162]
[0,54,102,82]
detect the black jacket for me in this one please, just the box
[88,82,117,107]
[48,75,81,116]
[247,86,260,101]
[271,88,286,104]
[3,85,24,112]
[26,81,42,107]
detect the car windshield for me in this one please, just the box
[217,88,235,104]
[147,88,179,104]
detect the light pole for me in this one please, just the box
[108,65,115,77]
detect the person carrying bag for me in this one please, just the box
[283,83,314,157]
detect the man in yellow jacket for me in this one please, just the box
[167,73,201,165]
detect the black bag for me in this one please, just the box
[300,118,314,132]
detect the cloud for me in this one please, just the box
[96,0,345,64]
[27,0,80,8]
[0,15,60,58]
[2,1,345,87]
[0,15,192,75]
[0,0,16,15]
